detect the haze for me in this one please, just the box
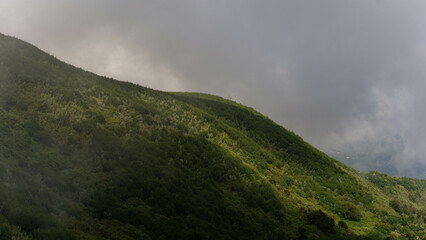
[1,0,425,178]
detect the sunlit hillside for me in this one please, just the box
[0,33,425,240]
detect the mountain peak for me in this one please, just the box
[0,34,425,240]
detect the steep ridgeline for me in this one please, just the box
[0,33,425,240]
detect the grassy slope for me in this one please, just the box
[0,33,425,240]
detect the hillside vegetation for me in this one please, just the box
[0,33,425,240]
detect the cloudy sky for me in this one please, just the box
[1,0,426,178]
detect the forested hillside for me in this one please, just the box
[0,33,425,240]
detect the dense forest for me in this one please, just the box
[0,33,425,239]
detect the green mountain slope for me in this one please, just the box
[0,33,425,240]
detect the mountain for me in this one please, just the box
[0,33,425,240]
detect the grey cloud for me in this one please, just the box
[1,0,426,178]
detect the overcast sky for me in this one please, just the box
[1,0,426,178]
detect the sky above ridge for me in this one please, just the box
[1,0,426,178]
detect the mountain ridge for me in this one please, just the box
[0,33,425,240]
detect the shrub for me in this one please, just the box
[0,224,11,239]
[389,199,402,215]
[7,206,56,233]
[374,222,392,234]
[338,220,348,229]
[306,210,336,235]
[340,202,362,221]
